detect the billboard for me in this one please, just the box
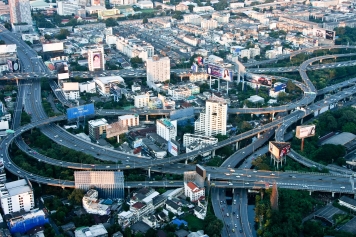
[106,121,128,138]
[196,56,203,66]
[67,103,95,120]
[269,141,291,159]
[296,125,316,139]
[42,42,64,52]
[7,60,13,72]
[274,83,286,92]
[55,62,69,79]
[196,164,206,179]
[246,74,272,87]
[92,53,101,69]
[206,64,233,82]
[325,30,335,40]
[13,59,20,72]
[168,140,178,156]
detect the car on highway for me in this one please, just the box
[270,173,275,176]
[229,182,233,186]
[340,186,345,189]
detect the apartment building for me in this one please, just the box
[9,0,32,28]
[134,94,149,108]
[195,97,227,136]
[146,55,170,87]
[88,118,108,141]
[183,14,202,25]
[0,179,35,215]
[156,118,177,142]
[201,19,218,30]
[116,37,154,61]
[57,1,79,16]
[118,114,139,127]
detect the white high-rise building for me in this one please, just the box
[88,46,105,71]
[195,97,227,136]
[146,55,170,87]
[156,118,177,142]
[134,94,149,108]
[9,0,32,26]
[57,1,79,16]
[0,179,35,215]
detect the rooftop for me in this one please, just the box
[321,132,356,146]
[1,179,32,197]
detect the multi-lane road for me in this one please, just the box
[2,23,356,237]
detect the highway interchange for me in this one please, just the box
[1,25,356,236]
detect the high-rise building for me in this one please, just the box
[156,118,177,142]
[0,179,35,215]
[9,0,32,26]
[195,97,227,136]
[74,171,124,199]
[88,46,105,71]
[57,1,79,16]
[146,55,170,87]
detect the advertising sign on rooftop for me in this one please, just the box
[67,103,95,120]
[106,121,128,138]
[206,64,233,82]
[296,125,316,139]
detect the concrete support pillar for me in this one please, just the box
[146,115,148,121]
[271,112,275,120]
[236,142,239,151]
[332,192,335,198]
[309,191,312,196]
[319,59,323,63]
[212,150,216,157]
[185,159,188,165]
[257,133,261,139]
[301,118,303,124]
[232,189,234,193]
[148,168,151,178]
[354,194,356,199]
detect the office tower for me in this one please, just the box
[195,97,227,136]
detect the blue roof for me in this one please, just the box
[171,219,188,227]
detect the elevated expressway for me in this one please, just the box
[1,29,355,188]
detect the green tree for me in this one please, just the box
[105,18,118,27]
[4,22,12,31]
[143,17,148,24]
[242,56,248,63]
[188,5,195,12]
[0,40,5,45]
[124,227,132,237]
[342,122,356,134]
[68,189,84,205]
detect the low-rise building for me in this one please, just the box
[165,200,182,215]
[134,93,150,108]
[88,118,108,141]
[82,189,111,216]
[74,224,108,237]
[339,196,356,211]
[184,182,205,202]
[62,82,80,100]
[118,114,139,127]
[79,81,96,93]
[94,76,124,96]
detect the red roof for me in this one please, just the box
[132,202,145,209]
[187,182,202,193]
